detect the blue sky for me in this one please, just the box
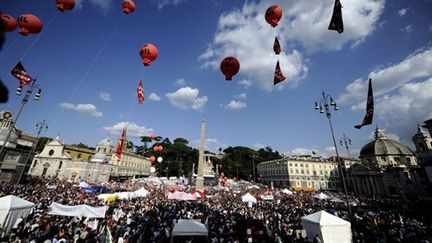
[1,0,432,158]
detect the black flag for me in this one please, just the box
[273,60,286,85]
[355,78,374,129]
[11,61,33,87]
[328,0,344,34]
[273,37,281,55]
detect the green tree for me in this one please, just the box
[35,137,50,153]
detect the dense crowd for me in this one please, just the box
[0,177,431,243]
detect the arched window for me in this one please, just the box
[33,160,38,168]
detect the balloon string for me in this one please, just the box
[0,35,21,61]
[20,11,60,62]
[52,14,125,129]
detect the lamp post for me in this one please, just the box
[315,90,351,216]
[17,119,48,184]
[0,79,42,159]
[340,134,352,159]
[250,154,257,183]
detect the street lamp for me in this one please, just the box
[250,154,258,183]
[17,119,48,184]
[0,79,42,159]
[340,134,352,159]
[315,90,351,216]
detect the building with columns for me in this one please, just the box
[415,119,432,184]
[347,127,429,199]
[29,137,151,183]
[256,156,360,191]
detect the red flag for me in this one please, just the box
[137,80,144,104]
[273,37,281,55]
[328,0,344,34]
[11,61,33,87]
[115,128,127,162]
[355,78,374,129]
[273,60,286,85]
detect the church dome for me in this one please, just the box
[97,138,113,147]
[92,151,107,162]
[360,128,414,158]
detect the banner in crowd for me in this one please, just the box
[48,202,107,218]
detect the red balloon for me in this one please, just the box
[18,14,43,36]
[220,56,240,81]
[158,145,163,152]
[123,0,136,14]
[265,5,283,27]
[149,156,156,162]
[1,14,18,32]
[56,0,75,12]
[153,146,159,152]
[139,44,158,66]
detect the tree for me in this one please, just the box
[35,137,50,153]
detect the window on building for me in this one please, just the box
[305,164,309,168]
[295,163,298,167]
[381,156,387,161]
[290,169,293,173]
[313,171,317,176]
[320,171,323,175]
[77,154,82,159]
[33,160,37,167]
[59,161,63,169]
[295,169,299,174]
[289,163,292,166]
[300,164,303,167]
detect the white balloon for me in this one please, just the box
[157,156,163,163]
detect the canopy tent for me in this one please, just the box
[241,193,257,203]
[114,192,131,200]
[131,188,150,198]
[171,219,208,237]
[314,192,330,200]
[49,202,107,218]
[301,210,352,243]
[78,181,90,188]
[0,195,34,235]
[97,193,118,202]
[282,189,294,195]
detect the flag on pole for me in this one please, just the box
[328,0,344,34]
[137,80,144,104]
[273,60,286,85]
[11,61,33,87]
[355,78,374,129]
[115,128,126,162]
[273,37,281,55]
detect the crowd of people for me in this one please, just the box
[0,176,431,243]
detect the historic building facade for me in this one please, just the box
[0,110,38,184]
[257,156,360,191]
[347,127,429,199]
[29,137,152,183]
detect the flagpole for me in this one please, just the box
[0,79,42,163]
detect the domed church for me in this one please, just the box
[347,127,429,199]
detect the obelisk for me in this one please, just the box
[196,119,206,190]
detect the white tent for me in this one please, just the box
[0,195,34,235]
[241,193,257,203]
[131,188,150,198]
[314,192,330,200]
[171,219,208,236]
[282,189,294,195]
[114,192,131,200]
[301,210,352,243]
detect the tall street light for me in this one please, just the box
[17,119,48,184]
[340,134,352,159]
[0,79,42,159]
[315,90,352,216]
[250,154,258,183]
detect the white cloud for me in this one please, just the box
[199,0,384,91]
[59,103,103,117]
[175,78,186,86]
[103,121,154,138]
[239,79,252,89]
[154,0,188,9]
[401,25,413,33]
[165,87,208,110]
[75,0,113,14]
[225,100,247,110]
[339,47,432,105]
[99,91,111,101]
[325,146,336,154]
[291,148,314,155]
[234,93,247,99]
[191,138,228,152]
[429,25,432,33]
[148,93,161,101]
[398,8,409,17]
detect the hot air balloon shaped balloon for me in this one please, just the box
[123,0,136,14]
[56,0,75,12]
[265,5,283,27]
[17,14,43,36]
[220,56,240,81]
[139,44,158,66]
[1,14,18,32]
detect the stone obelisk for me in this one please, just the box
[196,119,206,190]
